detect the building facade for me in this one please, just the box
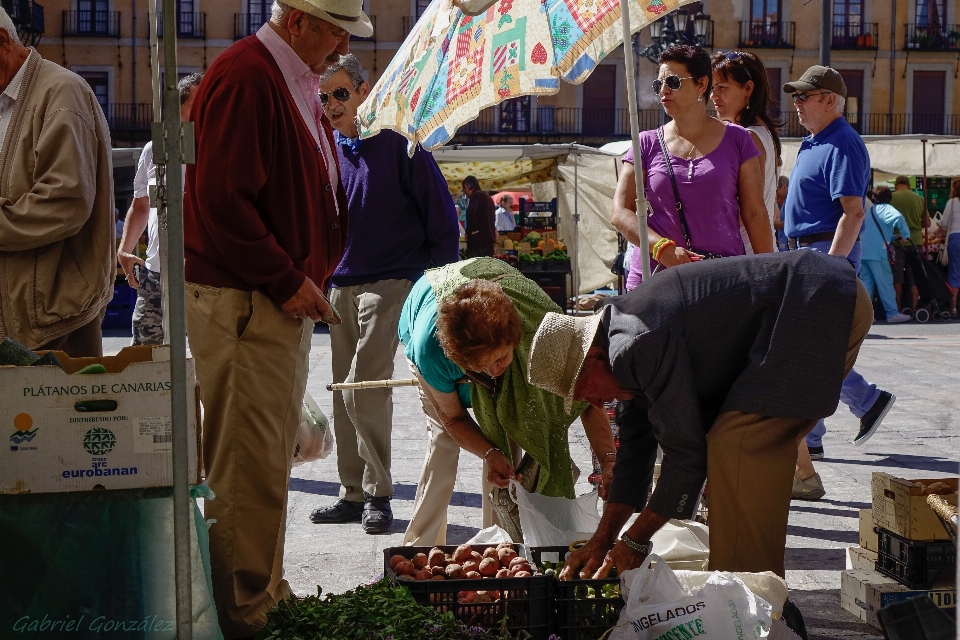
[14,0,960,147]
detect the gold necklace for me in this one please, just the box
[674,117,708,179]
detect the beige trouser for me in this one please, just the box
[185,283,313,639]
[403,360,516,546]
[706,279,874,577]
[328,279,413,501]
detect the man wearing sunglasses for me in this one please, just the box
[311,54,460,534]
[781,66,896,500]
[183,0,371,637]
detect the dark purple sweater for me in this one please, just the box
[330,129,460,287]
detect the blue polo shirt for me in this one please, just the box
[783,117,870,238]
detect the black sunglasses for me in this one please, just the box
[652,75,694,95]
[721,51,753,82]
[319,86,352,106]
[792,91,830,103]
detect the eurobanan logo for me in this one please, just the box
[9,413,38,451]
[59,427,138,480]
[83,427,116,456]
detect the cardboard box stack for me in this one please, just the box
[840,473,957,629]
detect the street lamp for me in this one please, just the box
[635,11,712,65]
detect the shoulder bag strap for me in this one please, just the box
[869,206,889,250]
[655,126,693,251]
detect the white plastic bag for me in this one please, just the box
[609,554,775,640]
[292,391,333,466]
[510,479,601,547]
[650,520,710,571]
[465,524,514,544]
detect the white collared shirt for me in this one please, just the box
[0,57,28,155]
[256,23,339,209]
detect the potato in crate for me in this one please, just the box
[383,542,551,640]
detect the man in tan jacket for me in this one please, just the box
[0,8,114,357]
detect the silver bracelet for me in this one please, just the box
[601,452,617,462]
[483,446,502,461]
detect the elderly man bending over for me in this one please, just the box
[526,250,874,638]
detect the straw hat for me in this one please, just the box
[284,0,373,37]
[527,311,604,413]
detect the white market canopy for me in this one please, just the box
[780,134,960,180]
[432,143,623,295]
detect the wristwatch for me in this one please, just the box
[619,531,653,556]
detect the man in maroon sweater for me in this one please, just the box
[183,0,370,637]
[462,175,497,257]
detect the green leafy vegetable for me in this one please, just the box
[254,578,530,640]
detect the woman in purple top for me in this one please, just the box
[612,45,772,289]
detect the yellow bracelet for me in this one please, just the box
[653,239,676,262]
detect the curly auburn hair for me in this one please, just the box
[436,280,522,372]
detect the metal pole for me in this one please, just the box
[154,0,194,636]
[620,0,650,280]
[572,147,580,311]
[921,139,928,254]
[819,0,831,66]
[889,0,896,135]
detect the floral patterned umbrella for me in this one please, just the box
[357,0,697,151]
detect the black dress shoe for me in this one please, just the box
[781,599,808,640]
[310,499,364,524]
[362,493,393,534]
[854,390,895,445]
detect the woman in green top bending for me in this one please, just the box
[399,257,617,546]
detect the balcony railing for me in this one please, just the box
[2,0,44,44]
[738,21,795,48]
[775,111,960,137]
[234,13,267,40]
[832,21,878,49]
[157,12,206,39]
[452,106,662,139]
[350,14,374,40]
[104,103,153,132]
[62,9,120,37]
[905,23,960,51]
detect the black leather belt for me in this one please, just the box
[787,231,860,250]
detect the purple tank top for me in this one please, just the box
[623,123,760,289]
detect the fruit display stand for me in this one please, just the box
[530,546,624,640]
[511,199,572,311]
[383,544,551,639]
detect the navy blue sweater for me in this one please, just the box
[330,129,460,287]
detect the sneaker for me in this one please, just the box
[793,473,826,501]
[309,499,364,524]
[854,391,895,445]
[887,313,911,323]
[781,599,809,640]
[807,445,824,460]
[362,493,394,534]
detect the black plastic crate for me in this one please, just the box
[530,546,624,640]
[875,527,956,589]
[878,595,956,640]
[383,544,550,640]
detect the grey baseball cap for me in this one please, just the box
[783,65,847,98]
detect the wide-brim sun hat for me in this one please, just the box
[284,0,373,37]
[527,311,604,414]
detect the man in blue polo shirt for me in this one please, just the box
[782,66,896,500]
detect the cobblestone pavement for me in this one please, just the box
[102,319,960,639]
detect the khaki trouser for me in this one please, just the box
[403,360,514,546]
[186,283,313,639]
[328,279,413,501]
[706,279,874,577]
